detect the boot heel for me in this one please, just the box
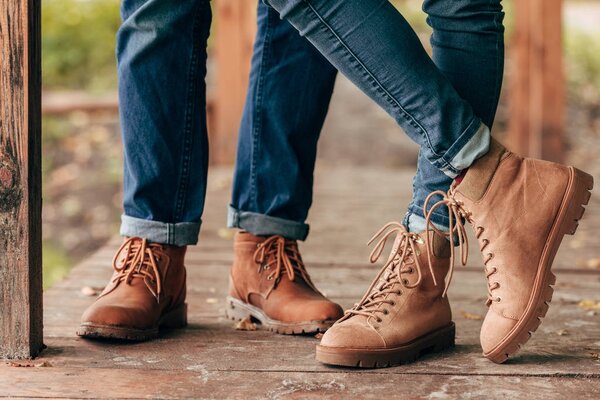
[430,322,456,353]
[160,303,188,329]
[562,168,594,236]
[225,296,253,321]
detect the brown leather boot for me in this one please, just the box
[316,224,455,368]
[225,232,344,334]
[425,139,594,363]
[77,237,188,341]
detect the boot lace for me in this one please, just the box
[344,222,433,322]
[424,186,500,305]
[111,237,165,301]
[253,235,320,298]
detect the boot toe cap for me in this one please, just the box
[320,319,385,349]
[480,308,518,354]
[81,304,154,330]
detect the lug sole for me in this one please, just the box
[484,167,593,363]
[77,303,188,341]
[315,322,455,368]
[225,296,336,335]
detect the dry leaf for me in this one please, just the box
[460,311,483,320]
[217,228,235,240]
[314,333,324,340]
[235,317,257,331]
[81,286,99,296]
[585,259,600,269]
[556,329,569,336]
[7,361,51,368]
[577,300,600,311]
[590,353,600,360]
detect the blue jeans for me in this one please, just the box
[229,0,504,240]
[118,0,504,245]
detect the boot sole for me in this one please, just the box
[315,322,455,368]
[77,303,188,341]
[484,167,593,363]
[225,296,336,335]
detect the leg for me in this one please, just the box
[265,0,490,178]
[229,1,337,241]
[405,0,505,232]
[226,1,343,335]
[119,0,211,246]
[78,0,212,341]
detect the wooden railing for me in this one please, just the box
[0,0,565,359]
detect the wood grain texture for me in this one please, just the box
[507,0,565,163]
[3,166,600,397]
[0,0,43,359]
[211,0,257,165]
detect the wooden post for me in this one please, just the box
[507,0,565,163]
[0,0,43,359]
[211,0,257,165]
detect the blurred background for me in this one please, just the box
[41,0,600,287]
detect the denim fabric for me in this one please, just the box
[118,0,211,245]
[228,2,337,240]
[232,0,504,237]
[118,0,504,245]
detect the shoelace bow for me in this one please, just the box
[424,186,499,305]
[253,235,320,298]
[111,237,165,301]
[345,222,434,321]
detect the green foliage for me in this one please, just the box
[42,0,121,91]
[565,27,600,104]
[43,241,71,288]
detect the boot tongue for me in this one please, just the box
[456,138,509,201]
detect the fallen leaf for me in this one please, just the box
[577,300,600,311]
[556,329,569,336]
[81,286,99,296]
[460,311,483,320]
[591,353,600,360]
[217,228,235,240]
[585,259,600,269]
[235,317,257,331]
[314,333,324,340]
[7,361,51,368]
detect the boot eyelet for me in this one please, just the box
[383,309,389,315]
[377,318,383,323]
[267,276,273,281]
[407,267,414,273]
[402,279,409,285]
[496,296,502,302]
[390,301,396,306]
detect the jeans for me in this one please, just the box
[229,0,504,239]
[118,0,504,245]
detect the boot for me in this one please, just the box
[316,223,455,368]
[78,237,188,341]
[425,139,593,363]
[226,232,344,334]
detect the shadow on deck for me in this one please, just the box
[2,166,599,399]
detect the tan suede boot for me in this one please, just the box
[316,224,455,368]
[425,139,594,363]
[78,237,188,341]
[226,232,344,334]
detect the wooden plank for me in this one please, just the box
[507,0,565,163]
[211,0,257,165]
[1,366,598,399]
[0,0,43,359]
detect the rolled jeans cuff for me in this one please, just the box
[120,215,201,246]
[227,206,309,241]
[434,122,491,178]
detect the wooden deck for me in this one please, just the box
[2,166,599,399]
